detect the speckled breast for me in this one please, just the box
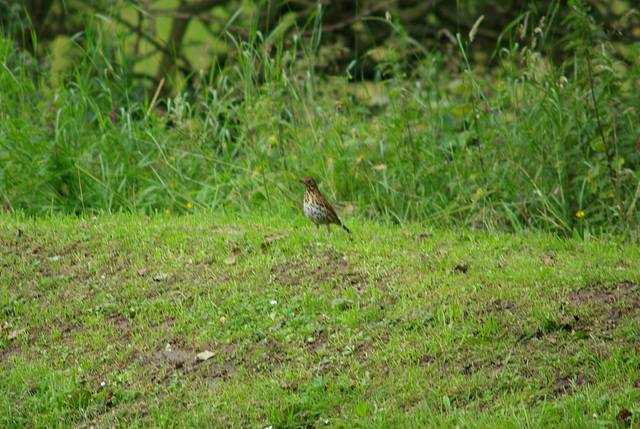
[303,202,328,225]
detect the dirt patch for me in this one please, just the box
[146,343,237,386]
[568,281,640,313]
[490,281,639,345]
[552,371,586,397]
[566,281,640,332]
[305,329,329,354]
[153,348,196,369]
[270,249,368,290]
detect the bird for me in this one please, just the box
[299,176,350,236]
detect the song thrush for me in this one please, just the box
[299,176,350,235]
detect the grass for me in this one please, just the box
[1,211,639,427]
[0,3,639,236]
[1,3,639,426]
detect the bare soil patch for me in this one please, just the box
[270,249,368,290]
[566,280,640,334]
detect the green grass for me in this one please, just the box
[1,3,639,236]
[2,211,639,427]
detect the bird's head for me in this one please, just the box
[299,176,318,190]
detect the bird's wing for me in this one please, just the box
[321,195,343,225]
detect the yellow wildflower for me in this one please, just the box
[187,203,193,209]
[575,211,584,218]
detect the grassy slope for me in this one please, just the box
[1,212,639,428]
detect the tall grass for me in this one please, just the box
[0,2,638,237]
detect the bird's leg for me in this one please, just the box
[326,224,330,236]
[315,224,319,235]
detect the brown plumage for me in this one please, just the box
[299,176,350,235]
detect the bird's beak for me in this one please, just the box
[298,179,303,183]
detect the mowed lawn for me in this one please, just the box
[1,212,639,428]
